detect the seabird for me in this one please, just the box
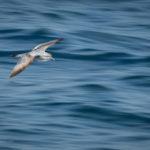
[9,38,63,78]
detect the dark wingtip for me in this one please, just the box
[57,38,64,42]
[9,73,13,78]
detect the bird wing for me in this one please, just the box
[9,54,34,78]
[32,38,64,52]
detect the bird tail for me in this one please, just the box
[11,54,18,57]
[11,53,26,57]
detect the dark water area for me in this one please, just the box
[0,0,150,150]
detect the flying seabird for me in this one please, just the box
[9,38,63,78]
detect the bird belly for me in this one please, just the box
[35,56,51,62]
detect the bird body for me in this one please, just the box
[35,52,54,62]
[9,38,63,78]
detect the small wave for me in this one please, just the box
[71,105,150,127]
[2,34,49,41]
[121,75,150,80]
[4,128,40,135]
[53,51,133,61]
[0,50,27,57]
[120,75,150,87]
[76,83,112,91]
[0,28,23,34]
[73,30,149,44]
[1,28,53,41]
[41,12,64,20]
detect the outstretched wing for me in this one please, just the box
[32,38,64,52]
[9,54,34,78]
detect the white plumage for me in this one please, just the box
[9,38,63,78]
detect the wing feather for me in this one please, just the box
[32,38,63,51]
[9,54,34,78]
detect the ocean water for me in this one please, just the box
[0,0,150,150]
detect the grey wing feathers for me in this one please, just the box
[9,54,34,78]
[9,38,63,78]
[32,38,64,51]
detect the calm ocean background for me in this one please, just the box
[0,0,150,150]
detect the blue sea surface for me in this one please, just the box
[0,0,150,150]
